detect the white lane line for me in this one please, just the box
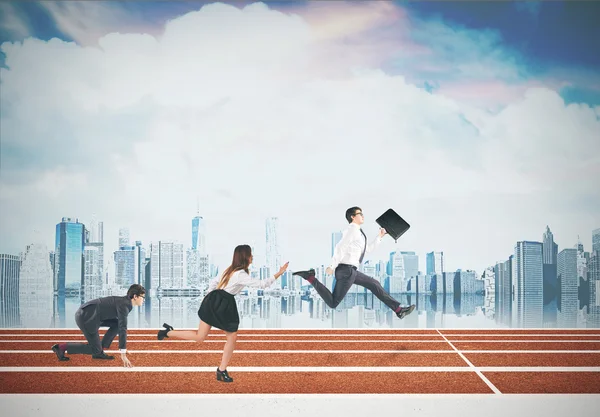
[0,334,442,338]
[437,329,502,395]
[0,332,600,343]
[2,366,600,373]
[0,350,459,354]
[2,349,600,354]
[0,340,450,343]
[1,327,596,330]
[439,334,600,337]
[1,339,599,343]
[3,332,600,337]
[446,340,600,343]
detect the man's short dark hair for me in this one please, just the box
[345,206,362,223]
[127,284,146,299]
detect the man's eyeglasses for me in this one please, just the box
[353,212,364,217]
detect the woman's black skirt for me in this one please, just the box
[198,289,240,332]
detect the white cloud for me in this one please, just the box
[1,2,598,275]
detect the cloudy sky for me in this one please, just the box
[1,1,599,274]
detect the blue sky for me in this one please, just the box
[0,1,598,274]
[401,1,600,105]
[2,1,599,105]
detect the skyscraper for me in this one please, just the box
[426,251,444,275]
[192,215,207,253]
[593,228,600,253]
[0,254,20,327]
[557,248,578,327]
[150,241,185,290]
[97,221,104,244]
[84,218,104,296]
[513,241,544,327]
[588,247,600,327]
[189,211,209,288]
[54,218,87,296]
[18,243,53,327]
[494,257,513,326]
[118,228,130,248]
[543,226,558,298]
[83,245,102,294]
[266,217,281,274]
[114,243,145,288]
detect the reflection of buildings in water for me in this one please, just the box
[265,296,282,327]
[280,296,301,316]
[363,308,375,327]
[0,297,19,328]
[11,286,600,329]
[558,292,579,328]
[52,295,66,328]
[512,292,544,328]
[577,307,587,327]
[19,293,52,328]
[453,294,481,317]
[237,295,283,328]
[332,307,348,327]
[543,298,558,328]
[151,296,197,329]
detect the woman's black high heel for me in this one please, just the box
[216,367,233,382]
[157,323,174,340]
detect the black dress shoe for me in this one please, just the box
[292,269,316,280]
[163,323,174,331]
[216,367,233,383]
[396,304,416,319]
[92,352,115,360]
[51,344,69,361]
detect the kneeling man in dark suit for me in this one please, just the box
[51,284,146,368]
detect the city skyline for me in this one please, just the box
[1,1,599,282]
[1,206,599,329]
[3,212,598,289]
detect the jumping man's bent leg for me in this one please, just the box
[295,266,355,308]
[353,271,415,318]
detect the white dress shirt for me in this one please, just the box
[207,269,277,295]
[329,223,382,270]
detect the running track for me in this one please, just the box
[1,328,600,394]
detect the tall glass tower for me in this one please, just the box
[192,214,206,253]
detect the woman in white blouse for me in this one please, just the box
[157,244,289,382]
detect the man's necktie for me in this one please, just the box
[359,229,367,264]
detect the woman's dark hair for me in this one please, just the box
[217,245,252,289]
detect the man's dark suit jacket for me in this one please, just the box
[78,296,133,350]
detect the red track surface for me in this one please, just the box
[1,328,599,394]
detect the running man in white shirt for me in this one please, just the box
[294,206,415,319]
[157,244,289,382]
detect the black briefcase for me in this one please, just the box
[375,208,411,242]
